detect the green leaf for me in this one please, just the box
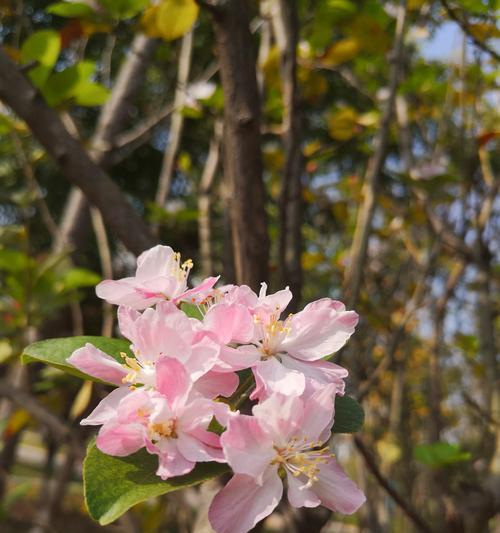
[97,0,150,19]
[20,30,61,87]
[43,61,95,106]
[414,442,471,468]
[0,249,34,272]
[180,302,203,320]
[84,442,229,525]
[22,336,132,381]
[46,2,95,17]
[332,395,364,433]
[59,268,101,291]
[73,81,110,106]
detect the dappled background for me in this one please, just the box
[0,0,498,532]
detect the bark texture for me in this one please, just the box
[210,0,270,290]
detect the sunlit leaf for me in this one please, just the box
[414,442,471,468]
[97,0,150,19]
[84,442,228,525]
[20,30,61,87]
[142,0,199,41]
[22,336,132,381]
[47,2,94,17]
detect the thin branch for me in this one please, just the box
[90,206,114,337]
[154,31,194,220]
[343,0,408,307]
[354,436,434,533]
[0,380,81,453]
[440,0,500,62]
[0,46,157,255]
[198,119,223,277]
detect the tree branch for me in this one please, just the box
[154,31,193,224]
[0,46,157,255]
[272,0,304,310]
[440,0,500,62]
[354,436,434,533]
[343,0,408,307]
[54,34,158,254]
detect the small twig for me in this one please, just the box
[440,0,500,62]
[354,436,434,533]
[154,31,194,224]
[0,379,83,457]
[90,206,114,336]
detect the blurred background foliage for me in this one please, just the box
[0,0,498,531]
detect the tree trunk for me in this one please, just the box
[210,0,269,290]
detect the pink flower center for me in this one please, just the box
[254,313,292,358]
[272,436,334,487]
[148,419,178,441]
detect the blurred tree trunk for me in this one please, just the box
[272,0,303,310]
[209,0,269,290]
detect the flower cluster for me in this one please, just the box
[69,245,365,532]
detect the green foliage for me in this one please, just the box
[46,2,95,17]
[20,30,61,87]
[97,0,150,19]
[84,441,229,525]
[180,302,204,320]
[43,61,110,107]
[332,395,364,433]
[22,336,132,380]
[414,442,472,468]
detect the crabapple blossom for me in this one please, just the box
[82,358,229,479]
[65,243,365,528]
[95,245,218,310]
[208,388,365,533]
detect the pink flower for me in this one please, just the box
[68,302,238,398]
[208,388,365,533]
[95,245,218,310]
[248,295,357,398]
[84,358,229,480]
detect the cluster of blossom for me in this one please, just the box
[68,245,365,533]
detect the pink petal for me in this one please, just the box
[312,458,366,514]
[175,276,220,304]
[282,308,358,360]
[96,278,156,309]
[177,432,225,463]
[96,422,145,456]
[156,446,195,479]
[208,470,283,533]
[286,472,321,508]
[214,345,261,372]
[252,392,304,445]
[221,415,275,481]
[81,386,130,426]
[203,303,255,344]
[135,245,175,280]
[301,384,336,443]
[116,389,154,424]
[187,336,221,380]
[280,354,348,393]
[251,358,305,400]
[155,357,192,407]
[303,298,347,313]
[194,371,239,398]
[258,282,292,313]
[117,306,140,341]
[67,343,127,385]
